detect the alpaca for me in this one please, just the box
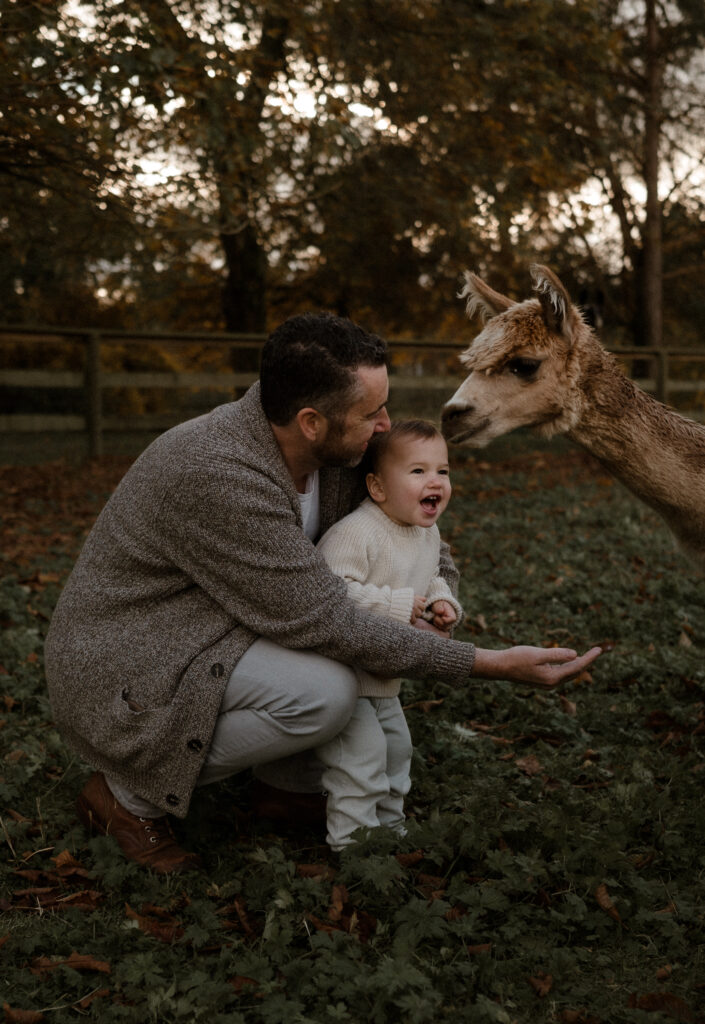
[441,264,705,562]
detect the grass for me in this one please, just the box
[1,436,704,1023]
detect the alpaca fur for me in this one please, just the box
[441,264,705,563]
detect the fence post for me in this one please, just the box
[86,332,103,457]
[655,348,668,405]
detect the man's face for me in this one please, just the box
[313,365,391,467]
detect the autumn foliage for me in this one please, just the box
[1,439,704,1022]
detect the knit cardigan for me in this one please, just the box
[317,499,464,697]
[44,384,476,815]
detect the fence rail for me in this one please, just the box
[2,326,705,458]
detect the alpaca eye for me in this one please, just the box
[507,357,541,379]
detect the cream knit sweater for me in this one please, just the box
[317,499,464,697]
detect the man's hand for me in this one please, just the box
[412,616,451,638]
[472,645,602,689]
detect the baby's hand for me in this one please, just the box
[429,600,457,630]
[411,594,428,621]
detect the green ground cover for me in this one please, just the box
[1,441,704,1023]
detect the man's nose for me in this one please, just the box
[375,408,391,433]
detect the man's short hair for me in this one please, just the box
[260,312,387,426]
[364,419,443,475]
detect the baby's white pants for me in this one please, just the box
[317,695,412,851]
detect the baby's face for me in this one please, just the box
[367,434,451,528]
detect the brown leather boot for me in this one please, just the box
[76,772,201,874]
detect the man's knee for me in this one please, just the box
[313,661,358,738]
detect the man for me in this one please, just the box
[45,313,600,873]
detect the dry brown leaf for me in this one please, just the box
[395,850,425,868]
[559,695,577,716]
[295,863,336,881]
[125,903,183,944]
[627,991,698,1022]
[594,883,622,923]
[516,755,543,776]
[528,971,553,997]
[3,1005,45,1024]
[402,698,445,713]
[77,989,110,1011]
[466,942,492,955]
[30,951,110,976]
[559,1011,601,1024]
[328,884,348,922]
[51,850,81,870]
[229,976,260,995]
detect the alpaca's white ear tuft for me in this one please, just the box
[530,264,573,343]
[459,271,514,322]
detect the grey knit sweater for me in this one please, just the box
[44,384,475,815]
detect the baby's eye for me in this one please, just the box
[411,467,424,474]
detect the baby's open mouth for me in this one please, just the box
[420,496,440,510]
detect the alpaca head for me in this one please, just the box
[442,265,589,448]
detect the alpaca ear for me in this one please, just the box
[459,271,514,322]
[530,264,575,343]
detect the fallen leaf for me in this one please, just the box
[3,1006,45,1024]
[559,695,577,716]
[594,883,622,923]
[627,991,698,1022]
[30,951,111,976]
[402,698,445,713]
[467,943,492,955]
[77,989,110,1011]
[230,976,260,996]
[125,903,183,944]
[559,1011,601,1024]
[516,755,542,776]
[295,863,336,881]
[328,884,348,922]
[395,850,425,868]
[529,971,553,997]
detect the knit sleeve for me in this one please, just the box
[425,573,464,626]
[317,517,415,624]
[160,454,474,684]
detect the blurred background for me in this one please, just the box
[2,0,705,457]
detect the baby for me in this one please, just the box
[316,419,463,851]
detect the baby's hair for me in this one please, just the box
[364,419,444,475]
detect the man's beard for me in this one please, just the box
[312,417,364,468]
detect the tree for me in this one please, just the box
[544,0,705,346]
[0,0,136,323]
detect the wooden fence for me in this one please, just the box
[2,326,705,458]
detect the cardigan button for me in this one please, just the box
[165,793,179,807]
[187,738,203,752]
[210,663,225,678]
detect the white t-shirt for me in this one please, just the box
[298,470,321,541]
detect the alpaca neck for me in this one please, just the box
[566,352,705,553]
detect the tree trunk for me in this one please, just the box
[643,0,663,349]
[221,224,267,333]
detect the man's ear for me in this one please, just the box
[296,407,325,442]
[366,472,385,503]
